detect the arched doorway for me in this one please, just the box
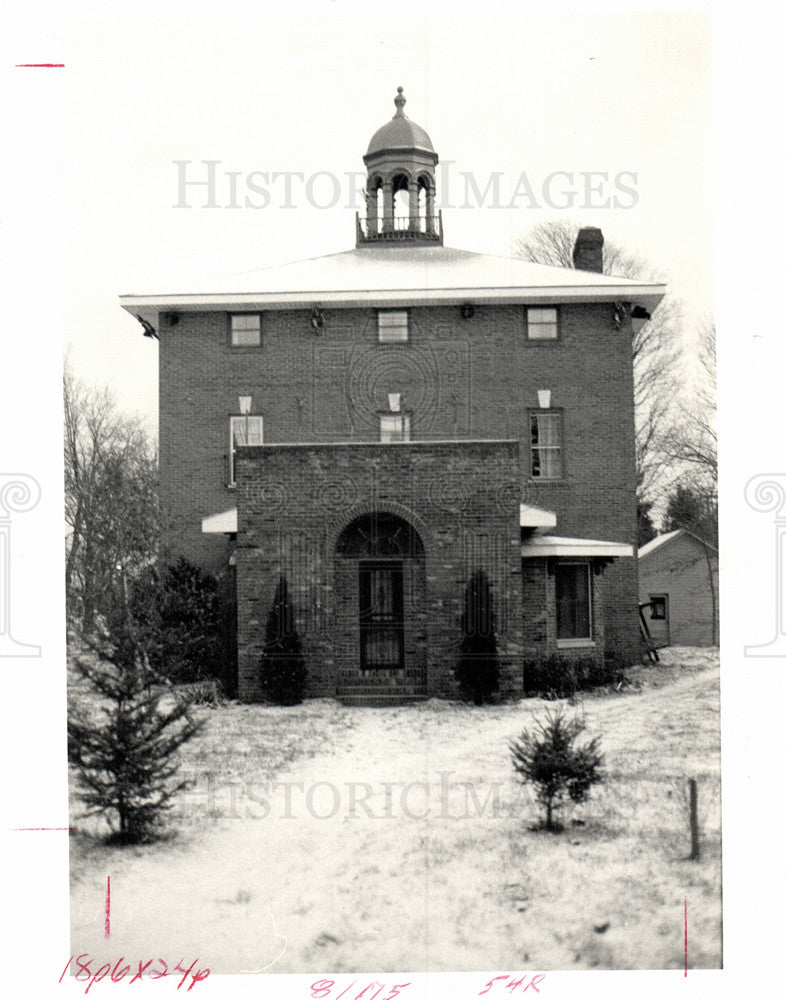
[335,512,427,699]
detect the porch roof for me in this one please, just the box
[521,535,634,558]
[520,503,557,528]
[202,507,237,534]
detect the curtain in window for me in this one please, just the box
[531,413,562,478]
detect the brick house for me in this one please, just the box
[121,88,665,702]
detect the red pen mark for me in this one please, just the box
[105,876,111,939]
[15,63,65,68]
[11,827,73,831]
[684,896,688,976]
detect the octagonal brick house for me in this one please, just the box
[121,88,665,703]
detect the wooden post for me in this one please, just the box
[688,778,700,860]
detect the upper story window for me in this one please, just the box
[529,410,563,479]
[526,307,559,340]
[229,414,264,486]
[380,413,411,443]
[378,310,409,343]
[556,562,592,641]
[230,313,261,348]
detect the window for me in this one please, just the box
[229,414,263,486]
[649,594,668,620]
[230,314,261,347]
[555,563,592,641]
[380,413,411,443]
[378,310,409,343]
[359,561,404,670]
[527,307,558,340]
[529,411,562,479]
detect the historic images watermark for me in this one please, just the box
[744,473,786,657]
[0,474,41,657]
[172,160,639,211]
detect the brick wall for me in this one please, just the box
[158,300,639,664]
[235,440,523,701]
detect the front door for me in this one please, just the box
[359,561,404,671]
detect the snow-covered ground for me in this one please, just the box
[69,647,721,972]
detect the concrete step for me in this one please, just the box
[337,693,429,707]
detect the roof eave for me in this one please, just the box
[122,284,666,328]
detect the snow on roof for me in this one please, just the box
[202,507,237,534]
[520,503,557,528]
[521,536,633,558]
[638,528,717,559]
[638,529,681,558]
[121,245,666,327]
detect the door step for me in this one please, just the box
[337,691,428,707]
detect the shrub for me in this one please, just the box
[456,570,500,705]
[522,653,624,699]
[260,576,306,705]
[130,557,225,686]
[68,601,204,843]
[509,709,603,831]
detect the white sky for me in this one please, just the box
[3,3,786,999]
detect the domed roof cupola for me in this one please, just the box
[357,87,442,247]
[365,87,437,158]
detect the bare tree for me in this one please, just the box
[64,354,159,633]
[664,317,717,497]
[512,220,681,516]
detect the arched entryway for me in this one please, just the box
[334,512,427,703]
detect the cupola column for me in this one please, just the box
[366,184,379,236]
[408,176,420,232]
[381,179,394,233]
[425,178,435,233]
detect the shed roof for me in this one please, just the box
[638,528,718,560]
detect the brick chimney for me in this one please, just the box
[572,227,604,273]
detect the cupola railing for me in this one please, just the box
[356,212,443,246]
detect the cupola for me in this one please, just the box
[356,87,442,246]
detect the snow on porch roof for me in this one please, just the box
[520,503,557,528]
[202,507,237,534]
[521,536,634,558]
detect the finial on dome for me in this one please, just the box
[394,86,406,116]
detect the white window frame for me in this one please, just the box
[230,313,262,348]
[555,561,594,647]
[377,310,409,343]
[529,410,563,480]
[229,414,264,486]
[526,306,559,341]
[379,413,411,443]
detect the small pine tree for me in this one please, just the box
[510,709,603,831]
[68,601,204,843]
[456,570,500,705]
[260,576,306,705]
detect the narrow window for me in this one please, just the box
[649,594,668,620]
[229,414,263,486]
[555,563,592,640]
[378,310,409,343]
[359,561,404,670]
[380,413,411,443]
[529,411,562,479]
[527,307,558,340]
[230,314,261,347]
